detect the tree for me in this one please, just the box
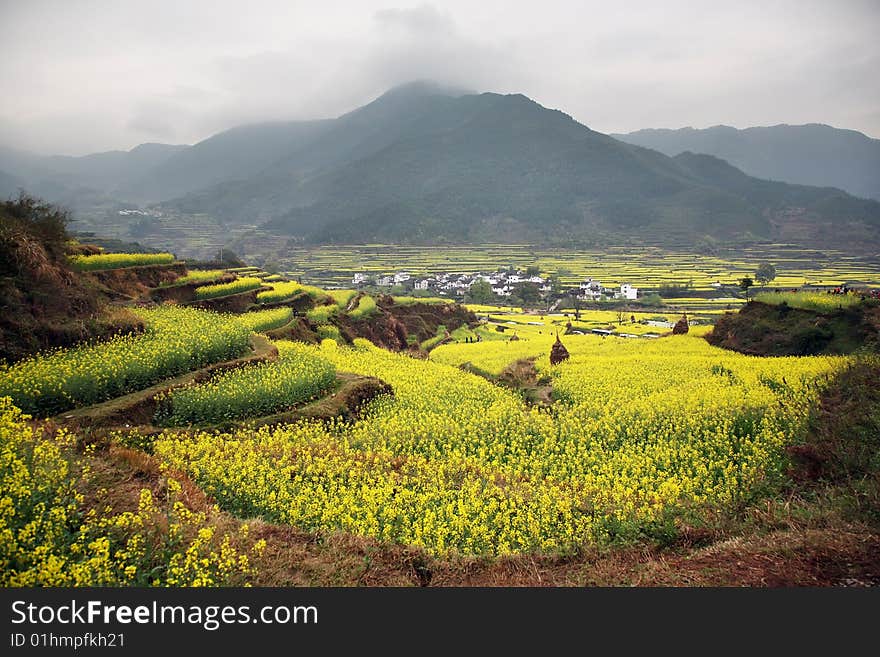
[525,265,541,277]
[756,263,777,287]
[512,282,541,305]
[739,276,754,298]
[213,248,244,267]
[466,279,496,304]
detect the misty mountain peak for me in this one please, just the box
[379,79,475,100]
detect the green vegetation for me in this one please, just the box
[1,195,119,362]
[306,305,337,323]
[316,325,342,342]
[349,295,377,319]
[327,289,358,308]
[69,252,175,271]
[256,243,880,294]
[256,281,303,303]
[193,276,262,300]
[466,279,496,304]
[151,85,879,248]
[753,291,866,312]
[0,397,259,586]
[615,123,880,202]
[297,284,330,301]
[392,296,452,306]
[0,306,251,416]
[164,269,227,286]
[235,307,294,333]
[155,341,336,425]
[3,195,879,584]
[707,299,876,356]
[156,336,843,556]
[756,262,777,287]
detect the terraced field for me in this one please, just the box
[0,306,252,416]
[260,244,880,291]
[3,243,878,586]
[156,336,843,556]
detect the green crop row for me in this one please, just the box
[69,252,175,271]
[193,277,263,300]
[0,306,252,416]
[154,341,336,425]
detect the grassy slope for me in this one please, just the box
[707,300,879,356]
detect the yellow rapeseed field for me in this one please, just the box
[193,277,263,300]
[155,334,844,556]
[234,307,294,333]
[0,306,252,416]
[68,252,175,271]
[155,341,336,425]
[0,397,262,586]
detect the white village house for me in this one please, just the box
[618,283,638,300]
[579,278,604,300]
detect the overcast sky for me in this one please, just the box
[1,0,878,155]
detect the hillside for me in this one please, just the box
[159,81,476,222]
[118,121,332,204]
[613,124,880,201]
[172,86,880,248]
[5,83,880,250]
[0,142,187,209]
[2,207,878,588]
[706,297,880,356]
[0,196,147,361]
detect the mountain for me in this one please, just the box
[118,122,331,203]
[168,85,878,247]
[613,124,880,201]
[0,143,187,206]
[0,169,25,199]
[4,83,880,250]
[159,80,474,221]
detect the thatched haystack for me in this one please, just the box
[550,335,570,365]
[672,313,689,335]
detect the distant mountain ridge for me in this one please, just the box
[171,86,880,248]
[3,83,880,250]
[612,124,880,201]
[0,142,187,209]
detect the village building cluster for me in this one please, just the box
[578,278,638,301]
[351,269,639,301]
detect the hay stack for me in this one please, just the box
[672,313,689,335]
[550,334,570,365]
